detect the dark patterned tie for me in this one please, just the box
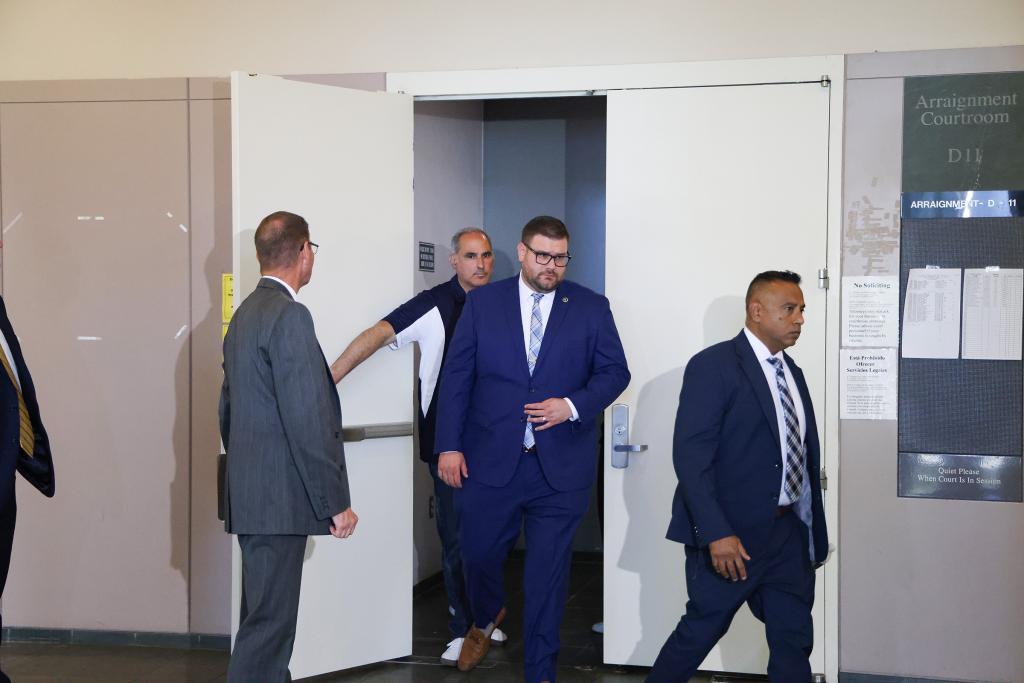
[767,356,804,500]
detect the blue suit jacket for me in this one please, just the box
[666,331,828,565]
[435,276,630,492]
[0,296,55,513]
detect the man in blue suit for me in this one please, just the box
[435,216,630,683]
[648,270,828,683]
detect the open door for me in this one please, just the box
[603,82,832,676]
[231,72,414,678]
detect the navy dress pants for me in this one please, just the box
[647,510,816,683]
[430,462,472,638]
[458,450,589,683]
[0,496,15,683]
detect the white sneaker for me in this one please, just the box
[592,622,604,634]
[440,637,463,666]
[490,627,508,645]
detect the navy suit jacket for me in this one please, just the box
[666,331,828,565]
[0,296,55,513]
[435,276,630,492]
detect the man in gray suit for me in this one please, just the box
[220,210,359,683]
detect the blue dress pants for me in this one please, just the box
[458,450,590,683]
[429,461,472,637]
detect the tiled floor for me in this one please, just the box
[0,555,739,682]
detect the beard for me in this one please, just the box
[525,269,562,293]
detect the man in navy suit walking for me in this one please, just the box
[0,295,56,683]
[648,270,828,683]
[435,216,630,683]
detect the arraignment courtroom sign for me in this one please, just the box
[898,71,1024,503]
[903,72,1024,192]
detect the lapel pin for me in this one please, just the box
[562,297,569,303]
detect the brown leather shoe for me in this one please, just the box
[457,607,506,672]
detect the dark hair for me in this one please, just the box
[745,270,801,306]
[254,211,310,270]
[521,215,569,245]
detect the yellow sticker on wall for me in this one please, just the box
[221,273,234,323]
[222,322,229,341]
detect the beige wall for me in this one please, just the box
[1,81,193,632]
[0,78,233,636]
[840,46,1024,682]
[187,85,233,636]
[0,1,1023,81]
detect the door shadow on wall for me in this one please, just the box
[620,295,767,670]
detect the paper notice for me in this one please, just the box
[901,268,962,359]
[842,276,899,347]
[840,349,898,420]
[222,273,234,323]
[961,268,1023,360]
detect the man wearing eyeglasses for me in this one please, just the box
[328,227,504,666]
[220,211,357,683]
[436,216,630,683]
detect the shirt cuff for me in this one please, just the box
[563,398,580,422]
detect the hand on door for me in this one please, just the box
[438,451,468,488]
[330,507,359,539]
[709,535,750,581]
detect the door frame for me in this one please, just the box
[387,55,844,682]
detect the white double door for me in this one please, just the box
[603,83,831,676]
[232,70,832,679]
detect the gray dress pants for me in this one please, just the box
[228,534,307,683]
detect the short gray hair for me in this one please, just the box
[450,227,492,253]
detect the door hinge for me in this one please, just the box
[820,75,831,88]
[820,468,828,491]
[817,267,829,290]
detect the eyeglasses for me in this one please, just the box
[301,241,319,255]
[523,242,571,267]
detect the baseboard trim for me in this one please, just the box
[2,627,229,651]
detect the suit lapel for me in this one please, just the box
[531,285,569,377]
[505,279,532,378]
[734,333,782,450]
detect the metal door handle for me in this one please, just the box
[342,422,414,442]
[611,404,648,469]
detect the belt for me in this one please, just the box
[775,504,793,518]
[523,445,537,454]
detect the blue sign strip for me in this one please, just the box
[901,190,1023,219]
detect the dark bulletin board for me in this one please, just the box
[898,217,1024,457]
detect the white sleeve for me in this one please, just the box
[388,307,445,417]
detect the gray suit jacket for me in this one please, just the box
[219,278,351,535]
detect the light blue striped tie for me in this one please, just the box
[767,356,805,501]
[523,292,545,449]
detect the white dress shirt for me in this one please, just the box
[518,274,578,421]
[0,330,22,391]
[262,275,297,300]
[743,327,806,506]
